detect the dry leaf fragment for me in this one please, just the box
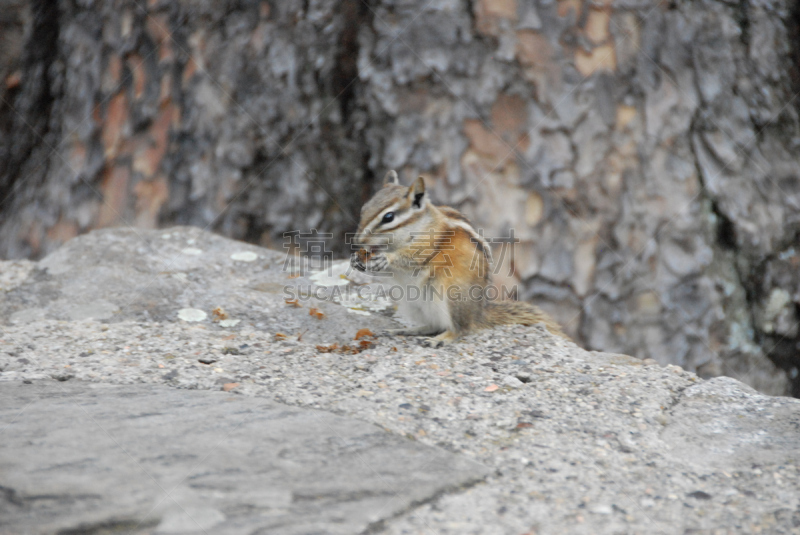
[309,307,325,319]
[354,328,374,340]
[315,340,375,354]
[285,299,301,308]
[211,307,229,321]
[484,384,499,392]
[274,332,287,341]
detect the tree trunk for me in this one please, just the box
[1,0,798,395]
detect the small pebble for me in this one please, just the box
[590,504,612,515]
[503,376,524,388]
[231,251,258,262]
[178,309,207,322]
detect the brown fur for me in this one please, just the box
[483,301,569,339]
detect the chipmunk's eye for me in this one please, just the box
[381,212,395,224]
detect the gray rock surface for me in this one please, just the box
[0,225,398,344]
[1,227,800,534]
[0,381,487,535]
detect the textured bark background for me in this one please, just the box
[0,0,798,395]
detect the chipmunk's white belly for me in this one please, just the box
[393,271,452,332]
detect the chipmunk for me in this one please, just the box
[351,170,568,347]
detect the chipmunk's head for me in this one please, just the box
[353,170,431,254]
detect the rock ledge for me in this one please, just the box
[1,227,798,534]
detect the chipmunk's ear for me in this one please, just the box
[382,170,399,186]
[408,176,426,209]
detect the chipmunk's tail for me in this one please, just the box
[483,300,570,340]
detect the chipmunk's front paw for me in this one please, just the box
[366,253,391,273]
[350,251,367,272]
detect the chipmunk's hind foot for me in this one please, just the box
[420,330,458,348]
